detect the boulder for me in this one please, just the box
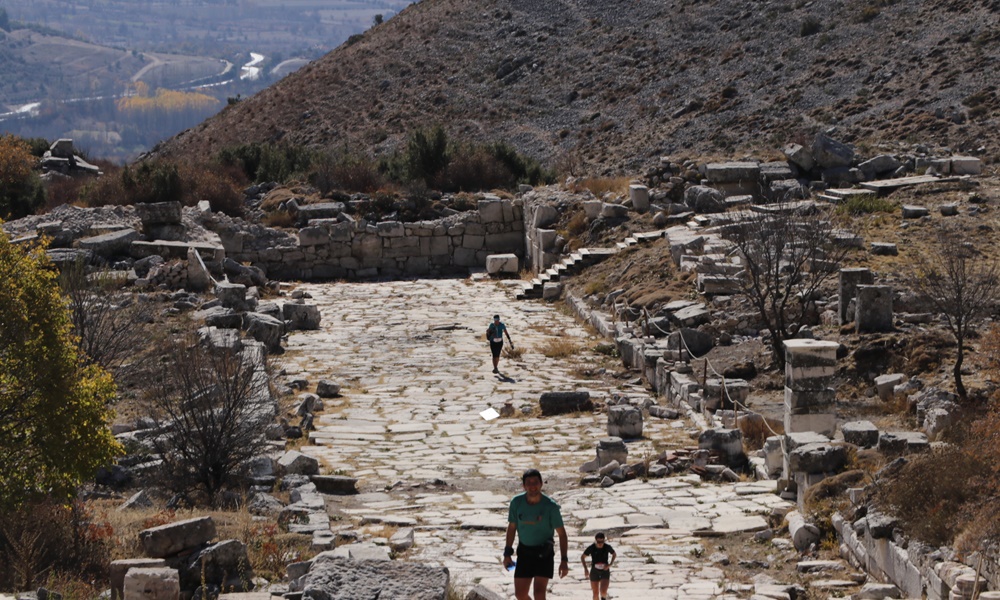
[629,184,650,212]
[216,282,248,310]
[783,143,816,172]
[111,558,167,600]
[666,328,713,357]
[684,185,726,213]
[278,451,319,476]
[465,585,504,600]
[242,312,284,352]
[303,554,448,600]
[811,133,854,169]
[182,540,253,590]
[316,379,342,398]
[139,517,216,559]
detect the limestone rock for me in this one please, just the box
[139,517,216,559]
[283,303,322,330]
[123,567,180,600]
[684,185,726,214]
[316,379,341,398]
[278,450,319,476]
[539,391,593,415]
[302,554,448,600]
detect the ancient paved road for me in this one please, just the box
[283,278,793,599]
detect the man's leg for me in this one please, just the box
[590,579,601,600]
[532,576,550,600]
[513,577,532,600]
[600,577,610,599]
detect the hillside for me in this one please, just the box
[151,0,1000,173]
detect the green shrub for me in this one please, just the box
[121,161,183,204]
[217,142,313,184]
[405,126,450,187]
[800,16,822,36]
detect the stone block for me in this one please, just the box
[698,429,745,467]
[542,282,563,300]
[465,584,505,600]
[788,442,848,473]
[123,567,180,600]
[784,339,838,390]
[111,559,167,600]
[870,242,898,256]
[838,269,875,325]
[784,412,836,437]
[298,227,330,246]
[858,155,902,179]
[582,200,602,220]
[784,387,836,413]
[705,161,760,183]
[666,327,713,357]
[783,143,815,171]
[539,391,593,415]
[607,405,643,439]
[596,437,628,468]
[302,554,448,600]
[478,199,505,223]
[950,156,982,175]
[629,184,650,212]
[878,431,928,454]
[278,450,319,476]
[215,281,247,310]
[812,133,855,169]
[297,202,345,224]
[842,420,879,448]
[283,303,321,330]
[875,374,906,401]
[78,228,140,258]
[181,539,252,589]
[242,312,284,352]
[311,475,358,495]
[901,205,929,219]
[684,185,726,213]
[485,254,518,274]
[532,205,558,228]
[855,285,893,333]
[787,511,821,552]
[139,517,216,558]
[600,203,629,219]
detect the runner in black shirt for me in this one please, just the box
[581,532,616,600]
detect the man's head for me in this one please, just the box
[493,314,500,322]
[594,532,606,544]
[521,468,542,484]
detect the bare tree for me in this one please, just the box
[59,259,153,372]
[905,230,1000,400]
[146,338,277,504]
[723,199,856,370]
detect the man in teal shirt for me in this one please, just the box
[502,469,569,600]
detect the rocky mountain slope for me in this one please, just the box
[152,0,1000,173]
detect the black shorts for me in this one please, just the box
[490,340,504,358]
[514,543,554,579]
[589,567,610,582]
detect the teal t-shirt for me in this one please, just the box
[508,493,564,547]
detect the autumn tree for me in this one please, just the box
[905,230,1000,400]
[723,199,855,370]
[0,231,122,510]
[0,134,44,220]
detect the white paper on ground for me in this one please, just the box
[480,407,500,421]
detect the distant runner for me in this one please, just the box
[581,532,616,600]
[487,314,513,374]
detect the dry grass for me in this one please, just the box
[537,337,583,358]
[569,176,632,197]
[502,345,525,360]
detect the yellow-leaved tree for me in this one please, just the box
[0,134,44,220]
[0,229,122,510]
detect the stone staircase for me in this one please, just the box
[516,231,664,300]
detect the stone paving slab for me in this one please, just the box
[283,279,798,598]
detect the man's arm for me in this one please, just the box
[556,526,569,578]
[503,523,517,568]
[581,547,590,576]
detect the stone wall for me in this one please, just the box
[522,195,561,273]
[221,197,524,280]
